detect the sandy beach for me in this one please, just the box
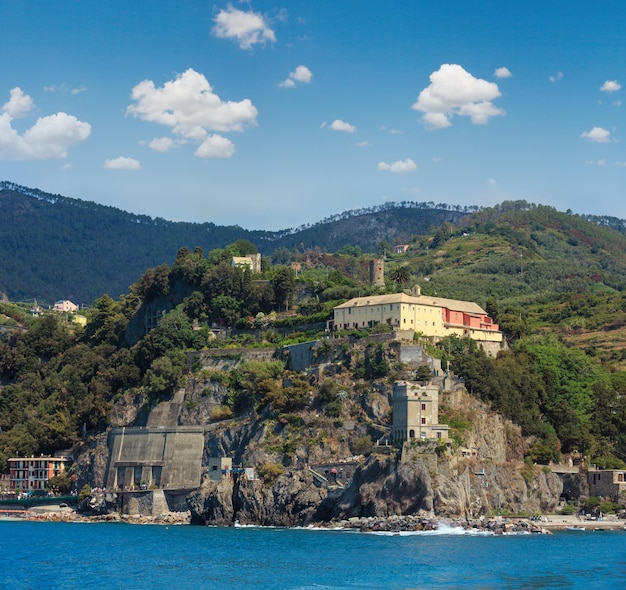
[536,514,625,530]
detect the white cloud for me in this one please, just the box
[104,157,141,170]
[613,100,622,107]
[330,119,356,133]
[356,140,369,147]
[616,161,626,167]
[2,87,34,118]
[487,178,497,187]
[378,158,417,173]
[194,134,235,158]
[494,67,512,79]
[212,5,275,50]
[44,83,87,95]
[597,159,607,166]
[0,88,91,160]
[580,126,613,143]
[149,137,176,152]
[601,80,621,93]
[411,64,504,128]
[127,69,257,158]
[279,65,313,88]
[549,71,564,83]
[290,65,312,83]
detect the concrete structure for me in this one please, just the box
[369,259,385,287]
[392,381,449,443]
[232,253,262,274]
[393,244,410,254]
[53,300,78,312]
[207,457,233,481]
[588,469,626,501]
[105,426,204,490]
[8,456,70,492]
[333,285,503,343]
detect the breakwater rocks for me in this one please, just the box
[22,507,191,525]
[318,515,549,535]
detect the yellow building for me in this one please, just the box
[333,286,503,343]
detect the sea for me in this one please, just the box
[1,521,625,589]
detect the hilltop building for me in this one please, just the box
[332,285,502,343]
[392,381,449,442]
[232,253,262,274]
[53,300,78,312]
[8,456,70,492]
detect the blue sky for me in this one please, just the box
[1,1,625,230]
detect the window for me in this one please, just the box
[421,417,426,425]
[409,429,415,438]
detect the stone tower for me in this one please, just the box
[369,258,385,287]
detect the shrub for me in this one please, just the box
[326,400,342,418]
[78,484,92,502]
[210,405,233,421]
[599,500,622,514]
[257,462,284,486]
[351,435,373,455]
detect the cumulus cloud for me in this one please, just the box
[330,119,356,133]
[378,158,417,173]
[549,71,564,83]
[2,87,34,118]
[149,137,177,152]
[494,67,512,78]
[0,88,91,160]
[127,68,257,158]
[601,80,621,93]
[104,157,141,170]
[194,134,235,158]
[411,64,504,129]
[212,5,275,50]
[580,126,613,143]
[279,65,313,88]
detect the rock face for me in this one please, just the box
[334,454,433,518]
[187,471,326,527]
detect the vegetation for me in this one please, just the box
[2,190,626,476]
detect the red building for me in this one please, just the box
[8,456,70,492]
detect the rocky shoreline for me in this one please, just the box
[9,503,625,534]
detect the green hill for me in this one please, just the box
[0,182,464,304]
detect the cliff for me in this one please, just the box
[75,339,566,526]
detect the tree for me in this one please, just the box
[272,267,296,311]
[389,266,412,289]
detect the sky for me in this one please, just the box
[1,1,626,230]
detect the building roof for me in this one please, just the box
[334,292,486,315]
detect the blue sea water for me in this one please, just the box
[1,521,625,589]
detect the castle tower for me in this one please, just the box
[369,258,385,287]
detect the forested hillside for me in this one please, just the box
[3,187,626,477]
[0,182,462,303]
